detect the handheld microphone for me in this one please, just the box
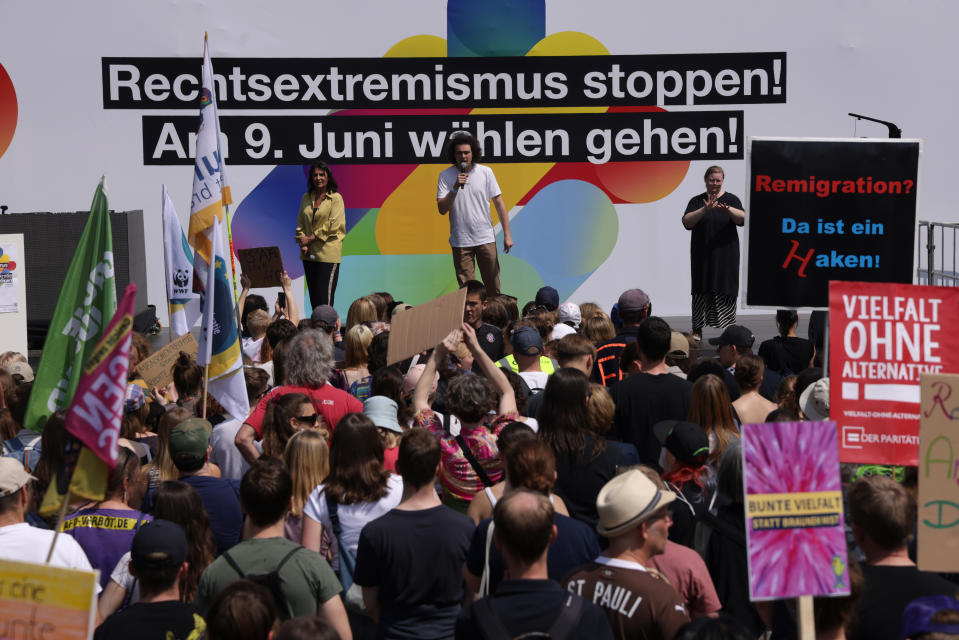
[456,162,468,189]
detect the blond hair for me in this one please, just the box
[0,351,27,370]
[284,430,330,517]
[577,302,603,323]
[377,427,403,450]
[582,313,615,345]
[689,374,739,464]
[246,309,271,337]
[586,383,615,436]
[345,297,378,332]
[345,324,374,368]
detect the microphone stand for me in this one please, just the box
[848,113,902,138]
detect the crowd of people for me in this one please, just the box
[1,278,958,640]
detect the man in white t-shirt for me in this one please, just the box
[0,458,101,591]
[436,131,513,294]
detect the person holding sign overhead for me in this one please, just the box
[681,165,745,342]
[296,161,345,308]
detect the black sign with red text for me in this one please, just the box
[744,138,919,308]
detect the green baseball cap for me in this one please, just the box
[168,417,212,463]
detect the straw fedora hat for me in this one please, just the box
[596,468,676,538]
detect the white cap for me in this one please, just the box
[558,302,582,329]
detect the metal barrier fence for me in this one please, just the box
[917,220,959,286]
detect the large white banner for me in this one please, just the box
[0,1,952,321]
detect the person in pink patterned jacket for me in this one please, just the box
[412,323,517,512]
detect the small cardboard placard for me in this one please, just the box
[237,246,284,288]
[918,373,959,572]
[743,420,850,600]
[136,332,199,388]
[0,559,98,639]
[386,288,467,366]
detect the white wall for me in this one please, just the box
[0,1,953,320]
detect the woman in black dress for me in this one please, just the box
[682,165,745,342]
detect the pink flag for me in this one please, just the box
[65,283,137,469]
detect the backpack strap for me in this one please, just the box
[442,412,452,433]
[221,550,246,578]
[324,490,342,537]
[548,593,586,640]
[3,432,41,471]
[478,521,495,597]
[222,550,246,578]
[473,591,585,640]
[455,434,494,488]
[324,492,354,565]
[324,492,357,587]
[473,597,513,640]
[220,546,300,580]
[274,545,303,572]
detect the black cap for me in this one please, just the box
[511,325,543,356]
[534,286,559,311]
[708,325,754,349]
[653,420,710,466]
[131,520,188,570]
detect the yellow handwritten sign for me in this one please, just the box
[0,559,97,639]
[918,373,959,572]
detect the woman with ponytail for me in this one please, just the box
[165,351,204,414]
[261,392,326,458]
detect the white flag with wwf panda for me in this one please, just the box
[163,184,201,337]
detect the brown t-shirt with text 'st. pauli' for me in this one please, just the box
[564,557,689,640]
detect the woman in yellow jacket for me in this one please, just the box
[296,161,345,308]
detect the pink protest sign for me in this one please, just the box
[743,420,850,601]
[65,283,136,468]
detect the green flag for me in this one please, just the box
[23,177,117,433]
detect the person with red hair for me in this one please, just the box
[653,420,716,548]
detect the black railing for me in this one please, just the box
[917,221,959,286]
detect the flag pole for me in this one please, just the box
[45,488,73,564]
[202,364,210,419]
[224,204,240,303]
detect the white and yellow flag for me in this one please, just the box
[163,184,201,336]
[198,216,249,421]
[187,34,231,287]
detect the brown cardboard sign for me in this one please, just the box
[237,247,284,288]
[386,288,467,366]
[136,332,199,388]
[918,372,959,572]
